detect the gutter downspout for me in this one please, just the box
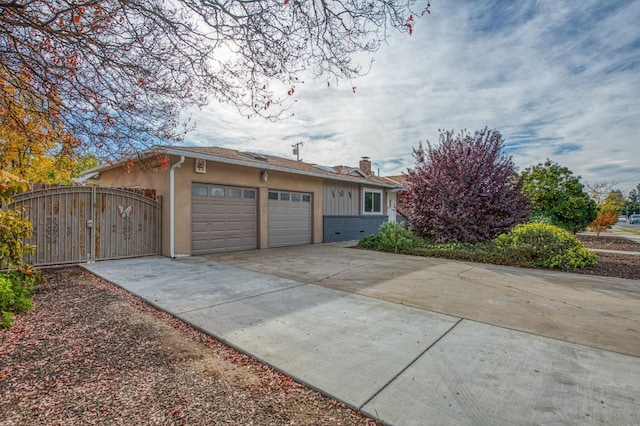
[170,156,185,258]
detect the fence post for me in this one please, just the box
[89,186,96,263]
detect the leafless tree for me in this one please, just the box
[0,0,430,161]
[585,181,619,205]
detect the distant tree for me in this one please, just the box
[71,155,99,180]
[1,0,430,163]
[625,188,640,215]
[589,211,618,236]
[399,128,530,243]
[603,190,625,213]
[585,181,618,205]
[588,189,625,235]
[521,160,597,233]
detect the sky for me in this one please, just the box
[183,0,640,195]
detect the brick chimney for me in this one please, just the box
[359,156,372,176]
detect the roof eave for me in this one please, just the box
[79,146,400,189]
[156,147,399,188]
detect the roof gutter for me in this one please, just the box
[170,155,185,258]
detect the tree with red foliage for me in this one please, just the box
[0,1,430,164]
[589,211,618,236]
[399,128,530,243]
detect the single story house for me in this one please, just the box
[80,146,401,257]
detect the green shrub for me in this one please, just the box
[377,222,415,253]
[527,212,556,225]
[493,222,596,269]
[1,311,13,328]
[0,174,41,328]
[0,275,16,310]
[357,234,381,250]
[0,272,37,328]
[0,275,16,328]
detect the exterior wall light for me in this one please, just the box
[261,171,269,182]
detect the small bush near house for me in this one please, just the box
[377,222,415,253]
[493,222,596,269]
[357,234,381,250]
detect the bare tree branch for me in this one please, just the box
[1,0,430,160]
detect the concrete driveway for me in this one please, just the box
[84,243,640,425]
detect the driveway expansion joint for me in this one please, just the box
[174,282,310,315]
[357,317,464,410]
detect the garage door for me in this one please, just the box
[191,184,257,254]
[268,190,312,247]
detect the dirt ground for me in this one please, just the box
[0,268,375,425]
[1,235,637,425]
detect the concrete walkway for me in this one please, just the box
[612,226,640,245]
[84,245,640,425]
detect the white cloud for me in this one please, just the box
[184,0,640,193]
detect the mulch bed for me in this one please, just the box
[575,234,640,280]
[0,268,374,426]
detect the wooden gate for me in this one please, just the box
[11,186,161,267]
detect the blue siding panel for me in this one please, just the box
[323,215,387,242]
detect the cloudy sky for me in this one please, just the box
[184,0,640,194]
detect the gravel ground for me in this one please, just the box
[0,268,375,426]
[1,235,637,425]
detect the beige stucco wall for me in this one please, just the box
[96,155,324,256]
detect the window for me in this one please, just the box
[302,194,311,202]
[244,189,256,199]
[363,189,382,214]
[227,188,241,198]
[280,192,290,201]
[291,193,301,202]
[268,191,279,200]
[210,187,225,197]
[192,185,208,196]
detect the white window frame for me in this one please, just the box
[363,188,383,215]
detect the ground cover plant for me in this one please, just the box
[359,221,602,272]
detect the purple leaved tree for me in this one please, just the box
[399,128,530,243]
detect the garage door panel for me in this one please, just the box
[191,222,209,232]
[191,202,210,214]
[268,191,312,248]
[191,184,257,255]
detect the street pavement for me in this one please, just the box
[84,243,640,425]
